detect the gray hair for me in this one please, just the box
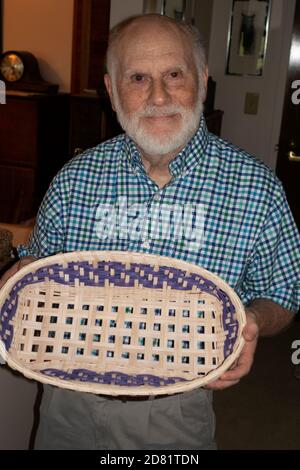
[106,14,207,79]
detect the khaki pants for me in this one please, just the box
[34,385,216,450]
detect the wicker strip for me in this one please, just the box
[0,251,246,396]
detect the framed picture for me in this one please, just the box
[143,0,195,23]
[226,0,272,76]
[143,0,165,15]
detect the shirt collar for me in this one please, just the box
[121,113,210,177]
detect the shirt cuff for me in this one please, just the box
[16,245,38,259]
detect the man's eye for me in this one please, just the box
[132,74,144,82]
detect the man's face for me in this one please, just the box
[105,22,206,157]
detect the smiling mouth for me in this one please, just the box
[143,113,180,121]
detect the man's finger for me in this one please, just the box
[205,378,240,390]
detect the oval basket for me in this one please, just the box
[0,251,246,396]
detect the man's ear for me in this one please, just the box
[104,74,116,111]
[201,66,209,103]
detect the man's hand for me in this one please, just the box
[205,309,259,390]
[0,256,37,289]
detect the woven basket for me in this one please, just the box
[0,251,246,396]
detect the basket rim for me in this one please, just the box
[0,250,246,396]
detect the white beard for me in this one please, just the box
[112,85,204,157]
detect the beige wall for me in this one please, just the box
[208,0,296,170]
[3,0,74,92]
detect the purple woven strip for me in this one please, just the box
[40,369,187,387]
[0,259,239,360]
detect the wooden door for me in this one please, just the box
[276,0,300,229]
[71,0,111,94]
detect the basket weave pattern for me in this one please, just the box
[0,251,245,396]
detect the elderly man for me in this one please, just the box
[1,14,299,450]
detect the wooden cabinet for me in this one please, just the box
[69,93,122,156]
[204,109,224,137]
[0,93,69,223]
[69,93,223,157]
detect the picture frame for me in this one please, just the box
[143,0,165,15]
[226,0,272,76]
[143,0,195,23]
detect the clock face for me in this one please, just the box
[0,53,24,82]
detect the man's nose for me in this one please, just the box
[148,79,171,106]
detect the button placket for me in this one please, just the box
[153,192,161,202]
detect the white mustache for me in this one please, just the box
[138,106,183,118]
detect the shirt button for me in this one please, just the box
[142,240,151,249]
[153,192,161,202]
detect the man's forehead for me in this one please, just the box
[116,27,192,69]
[117,21,189,56]
[120,17,185,40]
[123,47,188,65]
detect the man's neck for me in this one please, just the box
[139,147,183,189]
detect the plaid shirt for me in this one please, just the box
[19,115,300,312]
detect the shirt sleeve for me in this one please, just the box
[240,181,300,313]
[17,173,66,259]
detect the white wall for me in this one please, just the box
[208,0,296,170]
[3,0,74,92]
[110,0,144,28]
